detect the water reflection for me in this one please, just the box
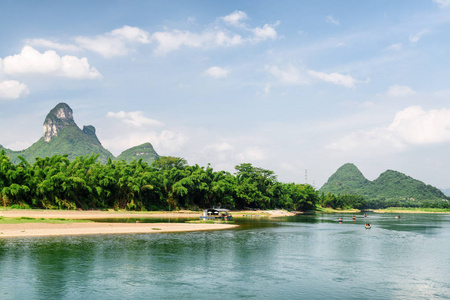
[0,213,449,299]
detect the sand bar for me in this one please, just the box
[0,210,240,238]
[0,209,295,220]
[0,222,238,238]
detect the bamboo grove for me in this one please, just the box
[0,150,319,211]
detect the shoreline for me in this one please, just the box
[0,209,242,238]
[0,208,295,220]
[0,222,238,238]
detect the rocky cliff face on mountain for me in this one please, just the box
[43,103,77,142]
[2,103,159,165]
[320,163,448,202]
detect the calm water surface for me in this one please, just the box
[1,213,449,299]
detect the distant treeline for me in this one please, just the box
[2,151,447,211]
[0,151,318,211]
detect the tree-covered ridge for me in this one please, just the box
[0,151,318,211]
[2,103,159,165]
[116,143,159,163]
[11,127,114,164]
[320,163,448,204]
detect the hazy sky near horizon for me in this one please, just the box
[1,0,450,189]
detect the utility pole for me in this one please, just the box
[305,169,308,184]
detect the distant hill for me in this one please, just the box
[116,142,159,162]
[2,103,159,165]
[320,163,448,203]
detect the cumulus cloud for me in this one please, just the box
[106,111,164,127]
[1,46,102,79]
[150,11,278,55]
[204,66,230,78]
[151,29,244,55]
[222,10,248,27]
[251,23,278,42]
[434,0,450,8]
[327,106,450,153]
[386,85,416,97]
[325,15,340,25]
[25,13,276,57]
[308,70,356,88]
[0,80,29,99]
[75,25,150,57]
[266,64,309,85]
[409,29,430,43]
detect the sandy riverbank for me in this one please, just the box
[0,209,295,220]
[0,210,241,238]
[0,222,238,238]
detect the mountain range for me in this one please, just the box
[320,163,448,203]
[0,103,159,165]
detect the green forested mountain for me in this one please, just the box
[116,143,159,163]
[320,163,448,204]
[2,103,159,165]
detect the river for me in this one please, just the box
[1,213,449,299]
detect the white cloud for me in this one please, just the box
[110,26,150,43]
[25,39,81,52]
[325,15,340,25]
[327,106,450,153]
[385,43,403,51]
[266,64,309,85]
[202,142,234,153]
[308,70,356,88]
[222,10,248,27]
[0,80,29,99]
[434,0,450,8]
[1,46,102,79]
[204,66,230,78]
[76,25,150,57]
[237,147,266,161]
[151,29,243,55]
[409,29,430,43]
[106,111,164,127]
[150,11,277,55]
[102,129,186,156]
[388,106,450,145]
[386,85,416,97]
[251,23,279,41]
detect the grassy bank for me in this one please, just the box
[374,207,450,213]
[315,207,361,214]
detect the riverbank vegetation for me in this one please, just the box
[0,151,317,211]
[1,151,447,212]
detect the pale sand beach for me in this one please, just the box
[0,222,238,238]
[0,210,240,238]
[0,209,295,220]
[0,209,297,238]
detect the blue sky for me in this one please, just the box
[1,0,450,189]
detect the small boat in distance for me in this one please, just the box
[200,208,233,221]
[365,223,371,229]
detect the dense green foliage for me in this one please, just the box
[320,163,449,208]
[0,151,318,211]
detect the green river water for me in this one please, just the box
[1,213,449,299]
